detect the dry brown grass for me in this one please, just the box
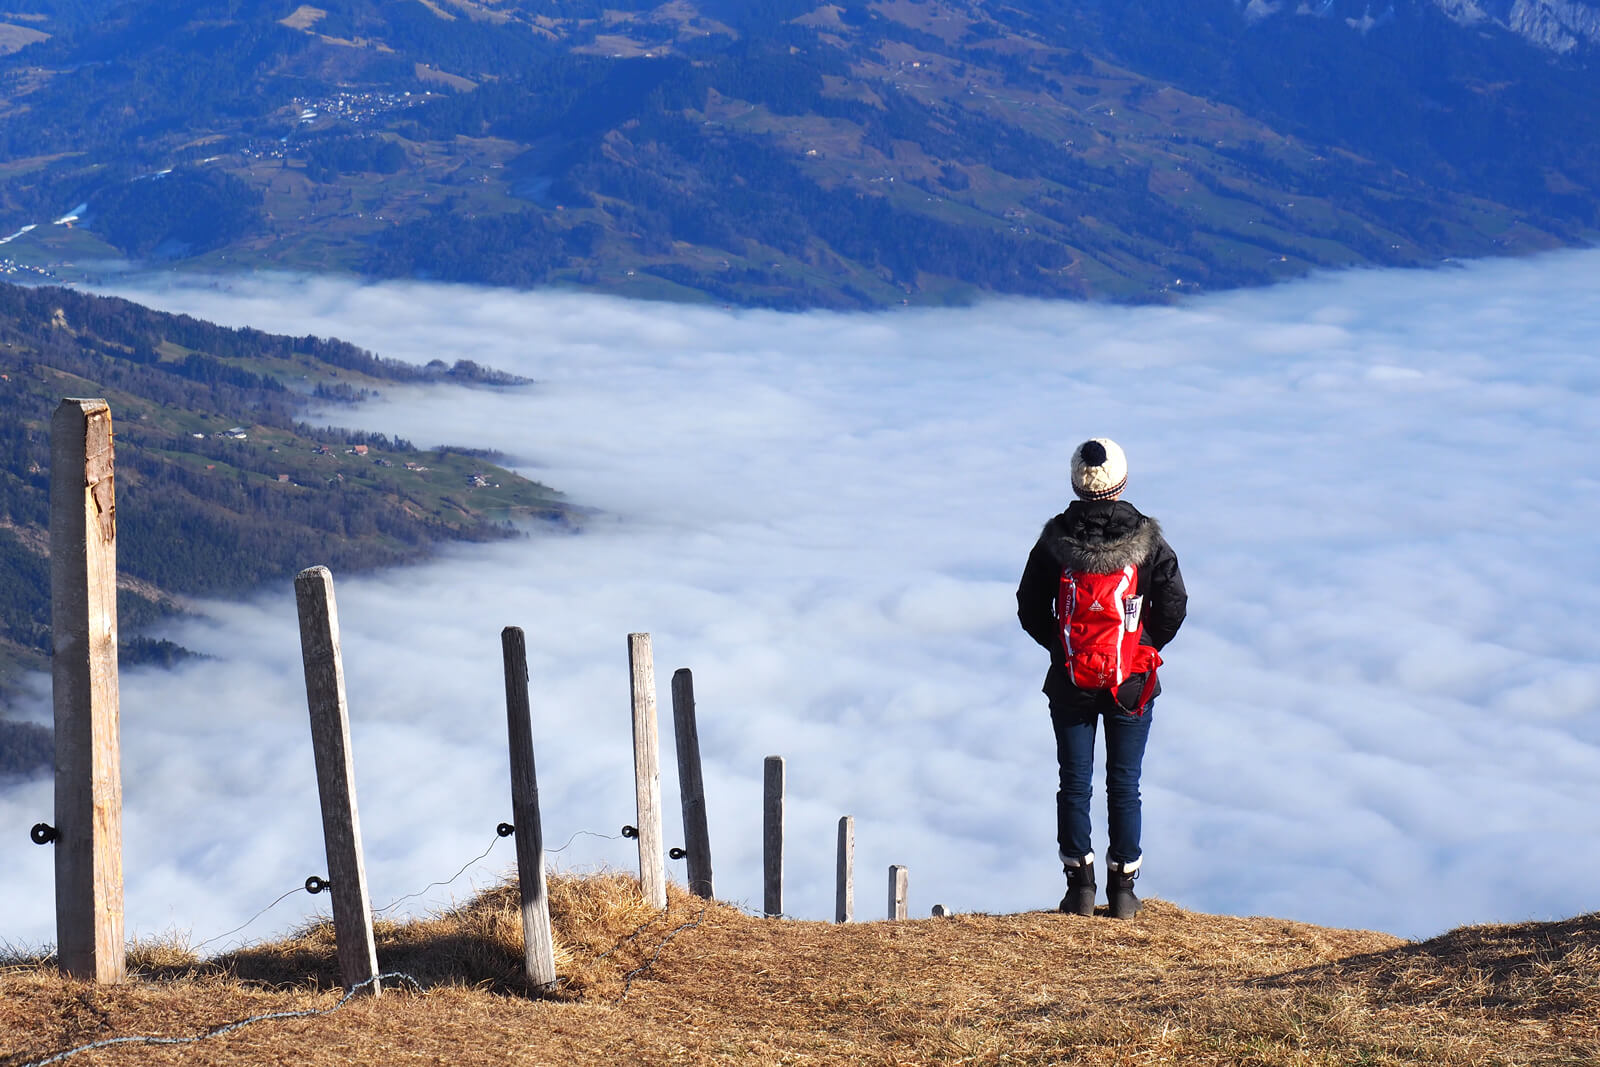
[2,875,1596,1066]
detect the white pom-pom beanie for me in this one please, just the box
[1071,438,1128,501]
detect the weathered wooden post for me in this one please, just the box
[835,816,854,924]
[627,633,667,910]
[501,627,557,991]
[670,668,714,899]
[888,865,908,921]
[763,755,784,917]
[50,398,124,984]
[294,566,380,995]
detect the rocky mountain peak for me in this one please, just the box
[1431,0,1600,50]
[1243,0,1600,50]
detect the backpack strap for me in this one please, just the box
[1135,667,1157,714]
[1112,666,1158,715]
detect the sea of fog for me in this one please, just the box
[3,252,1598,951]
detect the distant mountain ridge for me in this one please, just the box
[1244,0,1600,52]
[2,0,1598,306]
[1429,0,1600,51]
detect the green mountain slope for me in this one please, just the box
[0,280,568,767]
[2,0,1597,307]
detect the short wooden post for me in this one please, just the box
[670,668,714,899]
[501,627,557,990]
[763,756,784,917]
[835,816,854,924]
[888,865,908,921]
[50,399,124,984]
[294,566,380,995]
[627,633,667,910]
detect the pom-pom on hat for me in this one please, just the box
[1071,438,1128,501]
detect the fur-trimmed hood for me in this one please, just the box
[1039,504,1161,574]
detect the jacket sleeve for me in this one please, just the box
[1141,533,1187,651]
[1016,538,1061,654]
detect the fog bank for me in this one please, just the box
[3,253,1598,949]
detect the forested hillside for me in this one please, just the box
[0,280,566,773]
[2,0,1598,306]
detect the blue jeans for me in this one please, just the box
[1050,698,1153,867]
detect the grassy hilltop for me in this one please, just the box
[2,874,1597,1065]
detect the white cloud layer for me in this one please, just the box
[4,252,1599,952]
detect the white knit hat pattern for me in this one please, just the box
[1071,438,1128,501]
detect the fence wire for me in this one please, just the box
[187,822,619,952]
[593,908,667,964]
[369,824,625,916]
[188,886,308,956]
[17,906,709,1066]
[730,900,804,921]
[15,972,424,1067]
[546,828,623,854]
[14,824,701,1061]
[374,832,503,917]
[616,905,707,1000]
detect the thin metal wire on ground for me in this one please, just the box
[189,886,309,955]
[617,906,708,1000]
[594,908,669,964]
[16,972,425,1067]
[731,900,803,921]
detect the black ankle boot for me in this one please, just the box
[1058,856,1096,916]
[1107,860,1141,919]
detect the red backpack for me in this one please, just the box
[1057,564,1161,712]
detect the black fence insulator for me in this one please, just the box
[304,875,331,895]
[669,847,687,860]
[496,822,515,838]
[621,825,639,839]
[30,823,58,846]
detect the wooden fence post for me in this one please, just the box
[835,816,854,924]
[627,633,667,910]
[888,865,908,921]
[501,627,557,990]
[294,566,380,995]
[763,756,784,917]
[670,668,714,899]
[50,399,123,984]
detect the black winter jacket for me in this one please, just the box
[1016,500,1187,711]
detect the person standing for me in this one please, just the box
[1015,438,1187,919]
